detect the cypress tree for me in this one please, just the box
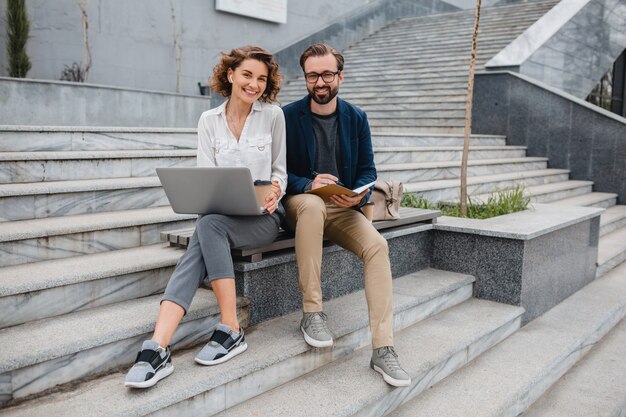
[6,0,32,78]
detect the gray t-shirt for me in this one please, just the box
[312,111,342,180]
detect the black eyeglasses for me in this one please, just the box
[304,70,340,84]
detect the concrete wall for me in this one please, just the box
[0,0,376,95]
[472,71,626,204]
[0,76,210,127]
[486,0,626,99]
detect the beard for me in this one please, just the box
[308,84,339,105]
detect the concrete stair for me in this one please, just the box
[0,289,247,403]
[0,206,196,267]
[217,299,523,417]
[523,316,626,417]
[388,261,626,417]
[0,269,481,414]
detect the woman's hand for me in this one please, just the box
[264,179,281,214]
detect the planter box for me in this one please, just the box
[431,204,603,323]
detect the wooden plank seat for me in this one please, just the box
[161,207,440,262]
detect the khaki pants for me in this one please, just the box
[284,194,394,349]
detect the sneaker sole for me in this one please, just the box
[124,362,175,389]
[371,362,412,387]
[300,326,334,348]
[194,341,248,366]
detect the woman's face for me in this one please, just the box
[228,58,269,104]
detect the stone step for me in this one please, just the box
[371,132,506,147]
[377,157,549,184]
[0,244,184,328]
[348,95,466,105]
[367,109,466,118]
[524,316,626,417]
[598,205,626,237]
[0,206,196,267]
[0,126,197,152]
[282,77,471,91]
[0,289,247,404]
[341,69,473,82]
[0,177,168,221]
[216,299,524,417]
[357,19,550,44]
[461,180,594,205]
[373,146,527,164]
[359,102,466,112]
[336,45,512,64]
[368,119,466,130]
[550,191,618,209]
[346,39,510,54]
[403,169,571,202]
[0,269,476,416]
[0,150,196,183]
[388,260,626,417]
[364,2,555,35]
[596,226,626,278]
[375,126,465,134]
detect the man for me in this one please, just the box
[282,43,411,387]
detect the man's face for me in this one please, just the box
[303,54,343,105]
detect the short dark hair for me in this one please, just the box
[299,43,344,72]
[210,45,282,103]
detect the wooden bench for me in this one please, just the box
[161,207,440,262]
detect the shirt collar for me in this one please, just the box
[217,99,263,114]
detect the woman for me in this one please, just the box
[125,45,287,389]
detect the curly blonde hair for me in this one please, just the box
[210,45,282,103]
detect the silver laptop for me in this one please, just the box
[156,167,267,215]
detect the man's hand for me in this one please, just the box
[311,173,340,190]
[264,179,281,214]
[329,188,369,208]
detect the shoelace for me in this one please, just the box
[378,346,402,372]
[305,312,331,336]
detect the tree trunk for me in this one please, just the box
[460,0,482,217]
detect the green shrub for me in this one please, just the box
[401,185,531,219]
[6,0,31,78]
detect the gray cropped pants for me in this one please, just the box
[162,212,281,312]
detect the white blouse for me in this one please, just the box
[196,100,287,198]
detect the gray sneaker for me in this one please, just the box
[300,312,334,347]
[125,340,174,388]
[370,346,411,387]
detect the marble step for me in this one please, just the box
[369,121,466,132]
[402,169,571,202]
[340,54,504,71]
[459,180,594,205]
[550,191,618,209]
[367,109,466,118]
[373,126,465,134]
[0,269,476,416]
[364,3,555,35]
[0,177,168,221]
[388,260,626,417]
[0,206,196,267]
[216,299,524,417]
[356,21,550,45]
[598,205,626,237]
[0,126,197,152]
[341,69,472,82]
[524,316,626,417]
[374,146,527,164]
[371,132,506,147]
[284,82,469,95]
[359,102,466,112]
[0,150,196,183]
[0,289,247,404]
[345,45,512,63]
[0,244,184,328]
[351,95,466,105]
[377,157,549,183]
[596,226,626,278]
